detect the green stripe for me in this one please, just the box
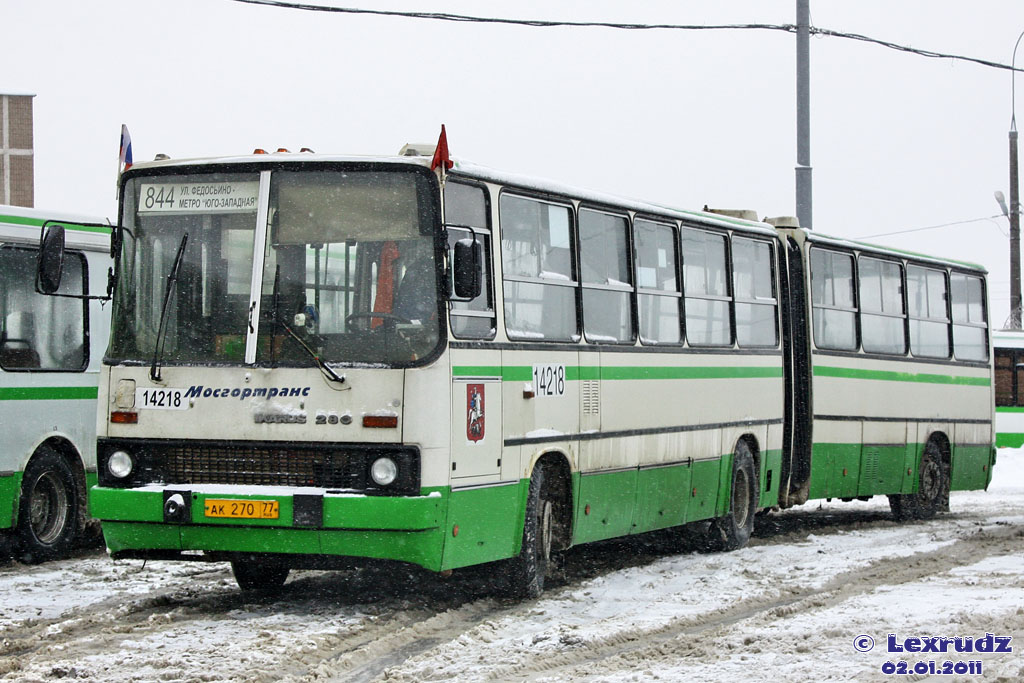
[0,386,99,401]
[452,365,781,381]
[0,213,111,235]
[813,365,990,386]
[996,406,1024,413]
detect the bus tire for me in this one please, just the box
[231,560,290,592]
[15,446,80,564]
[889,440,948,521]
[507,466,554,599]
[708,441,758,551]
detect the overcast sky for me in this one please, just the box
[5,0,1024,323]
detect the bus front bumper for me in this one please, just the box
[90,485,447,571]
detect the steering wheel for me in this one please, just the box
[345,312,411,330]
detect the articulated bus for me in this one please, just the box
[1,206,111,562]
[35,146,995,595]
[993,329,1024,447]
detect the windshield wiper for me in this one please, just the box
[264,266,344,385]
[150,232,189,382]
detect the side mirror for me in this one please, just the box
[452,238,482,300]
[36,224,67,294]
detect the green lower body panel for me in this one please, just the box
[574,458,725,545]
[440,481,525,571]
[91,485,449,571]
[995,432,1024,448]
[0,472,21,529]
[809,443,914,499]
[951,445,993,491]
[760,449,783,508]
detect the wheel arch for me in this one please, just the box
[525,448,575,551]
[22,436,88,529]
[736,432,763,507]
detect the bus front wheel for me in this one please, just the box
[231,560,290,592]
[708,441,758,552]
[16,446,80,564]
[889,440,948,521]
[507,466,554,599]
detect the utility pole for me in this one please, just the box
[1009,29,1024,330]
[1011,123,1021,329]
[796,0,812,229]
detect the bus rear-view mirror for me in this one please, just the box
[452,238,481,300]
[36,224,67,294]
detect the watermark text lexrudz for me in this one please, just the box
[887,632,1012,654]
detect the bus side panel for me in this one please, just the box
[635,461,690,532]
[0,472,20,528]
[951,422,992,491]
[440,481,524,570]
[575,466,637,543]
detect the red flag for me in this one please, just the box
[430,125,453,171]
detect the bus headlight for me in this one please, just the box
[108,451,134,479]
[370,457,398,486]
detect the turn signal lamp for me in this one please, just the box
[363,414,398,428]
[111,411,138,424]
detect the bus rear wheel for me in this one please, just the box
[506,465,554,599]
[889,440,948,521]
[231,560,290,592]
[16,447,80,564]
[708,441,758,552]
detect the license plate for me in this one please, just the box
[136,387,188,410]
[203,499,279,520]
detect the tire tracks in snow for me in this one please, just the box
[451,522,1024,682]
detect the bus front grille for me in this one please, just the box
[164,444,365,489]
[97,438,421,494]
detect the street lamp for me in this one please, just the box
[1005,30,1024,330]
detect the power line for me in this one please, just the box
[856,215,1007,239]
[230,0,1024,73]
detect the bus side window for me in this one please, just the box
[995,349,1015,406]
[445,182,494,340]
[858,256,906,355]
[579,208,633,344]
[500,194,578,342]
[950,273,988,361]
[907,265,951,359]
[682,227,732,346]
[810,248,857,351]
[733,237,778,348]
[0,246,87,372]
[634,218,681,345]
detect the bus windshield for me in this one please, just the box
[110,168,441,367]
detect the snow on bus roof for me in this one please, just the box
[801,229,987,273]
[129,152,778,237]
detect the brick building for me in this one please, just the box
[1,92,34,207]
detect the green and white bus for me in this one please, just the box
[36,146,995,594]
[993,329,1024,447]
[1,205,111,562]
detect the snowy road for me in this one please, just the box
[2,453,1023,682]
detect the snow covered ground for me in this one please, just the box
[2,451,1022,682]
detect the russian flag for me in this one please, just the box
[119,124,133,172]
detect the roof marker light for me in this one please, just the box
[253,148,267,155]
[300,147,314,153]
[277,148,290,153]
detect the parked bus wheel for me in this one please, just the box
[231,560,290,592]
[889,440,948,521]
[15,446,80,564]
[507,465,554,599]
[708,441,758,552]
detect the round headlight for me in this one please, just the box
[108,450,133,479]
[370,457,398,486]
